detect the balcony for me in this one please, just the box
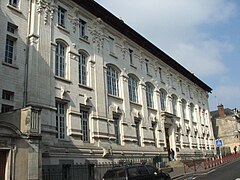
[0,106,41,137]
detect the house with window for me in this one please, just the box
[211,104,240,155]
[0,0,215,179]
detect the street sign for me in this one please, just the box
[215,139,223,147]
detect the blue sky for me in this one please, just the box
[95,0,240,111]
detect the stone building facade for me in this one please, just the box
[0,0,214,179]
[211,104,240,154]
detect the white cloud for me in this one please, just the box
[210,84,240,110]
[96,0,236,78]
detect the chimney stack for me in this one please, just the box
[217,104,225,118]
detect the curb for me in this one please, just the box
[171,159,240,180]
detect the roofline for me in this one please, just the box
[73,0,212,92]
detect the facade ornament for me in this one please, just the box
[121,38,128,60]
[69,17,79,33]
[89,17,105,53]
[37,0,56,25]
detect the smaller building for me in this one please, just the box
[211,104,240,154]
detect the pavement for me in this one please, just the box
[165,159,240,180]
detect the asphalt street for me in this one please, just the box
[186,159,240,180]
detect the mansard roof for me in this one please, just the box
[73,0,212,92]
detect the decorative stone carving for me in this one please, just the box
[89,18,105,53]
[68,17,79,33]
[37,0,56,25]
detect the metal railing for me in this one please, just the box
[42,162,120,180]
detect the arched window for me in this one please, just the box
[55,42,66,78]
[79,53,87,85]
[172,94,178,115]
[107,66,119,96]
[128,75,138,103]
[146,83,154,108]
[182,99,187,119]
[160,89,167,111]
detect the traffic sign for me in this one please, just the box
[215,139,223,147]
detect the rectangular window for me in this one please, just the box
[56,102,66,139]
[79,19,86,38]
[9,0,18,7]
[145,59,149,73]
[159,67,162,81]
[7,22,17,34]
[107,66,119,96]
[146,84,153,108]
[113,115,120,144]
[1,104,14,113]
[79,54,87,85]
[5,35,16,64]
[109,36,114,54]
[58,6,66,27]
[172,96,177,115]
[135,119,141,146]
[55,43,65,78]
[129,49,133,65]
[2,90,14,101]
[180,80,183,93]
[152,122,156,146]
[160,91,166,111]
[80,110,89,142]
[128,76,138,103]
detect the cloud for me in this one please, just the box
[96,0,236,78]
[209,84,240,110]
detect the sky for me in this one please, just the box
[95,0,240,111]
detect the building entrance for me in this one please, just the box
[165,128,170,159]
[0,150,7,180]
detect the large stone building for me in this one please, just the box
[0,0,215,179]
[211,104,240,155]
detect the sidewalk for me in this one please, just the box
[168,158,240,180]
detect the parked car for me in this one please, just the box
[102,164,171,180]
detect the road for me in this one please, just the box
[185,159,240,180]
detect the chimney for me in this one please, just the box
[217,104,225,118]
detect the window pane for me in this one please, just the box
[79,54,87,85]
[5,37,14,64]
[81,110,89,142]
[56,102,65,139]
[56,43,65,77]
[107,67,119,96]
[146,84,153,108]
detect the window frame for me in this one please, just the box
[79,19,86,38]
[56,101,66,139]
[172,95,178,115]
[4,35,16,64]
[145,59,149,74]
[113,114,120,144]
[128,75,138,103]
[2,90,14,101]
[55,42,66,78]
[9,0,18,7]
[106,66,119,96]
[182,99,187,119]
[135,119,141,146]
[108,36,115,54]
[58,6,66,27]
[1,104,14,113]
[160,89,166,111]
[80,109,90,142]
[129,49,133,65]
[146,83,154,108]
[190,103,195,122]
[79,53,87,85]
